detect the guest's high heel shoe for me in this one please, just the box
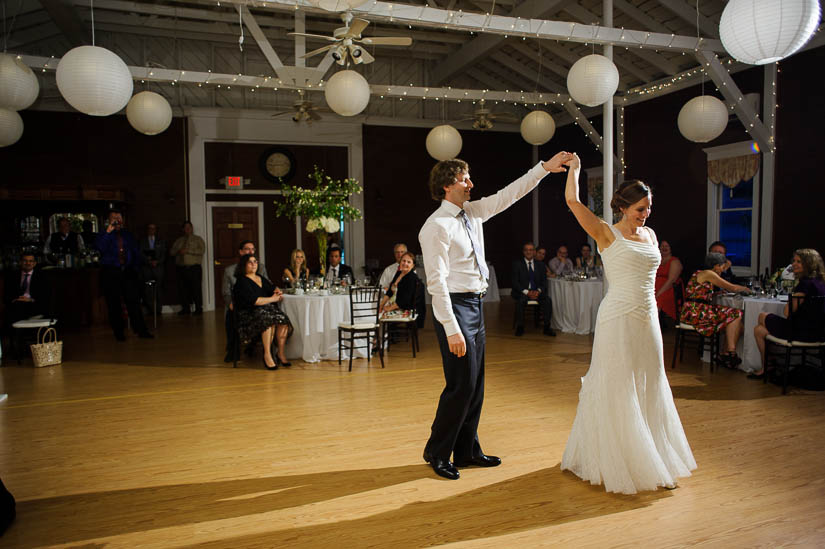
[263,355,279,370]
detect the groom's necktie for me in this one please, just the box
[458,210,489,280]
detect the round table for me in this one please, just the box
[714,294,787,372]
[548,278,605,335]
[280,293,368,363]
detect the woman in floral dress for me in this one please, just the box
[680,252,749,367]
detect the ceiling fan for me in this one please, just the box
[289,11,412,65]
[453,100,520,131]
[270,90,328,123]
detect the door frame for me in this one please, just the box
[205,201,265,312]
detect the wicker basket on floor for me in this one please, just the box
[30,327,62,367]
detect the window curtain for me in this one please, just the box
[707,154,759,189]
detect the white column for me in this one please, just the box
[759,63,778,271]
[602,0,614,223]
[532,145,540,246]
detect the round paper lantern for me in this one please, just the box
[426,125,462,161]
[0,53,40,111]
[520,110,556,145]
[677,96,729,143]
[720,0,821,65]
[0,108,24,147]
[306,0,369,11]
[56,45,134,116]
[126,91,173,135]
[324,70,370,116]
[567,54,620,107]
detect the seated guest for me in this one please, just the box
[96,211,153,341]
[326,246,353,283]
[535,247,551,277]
[379,243,408,290]
[81,220,98,251]
[222,240,268,362]
[751,248,825,379]
[575,243,601,270]
[511,242,555,336]
[680,253,748,368]
[547,245,574,278]
[139,223,166,315]
[655,240,683,323]
[709,241,737,283]
[380,252,420,314]
[282,249,310,287]
[3,253,48,331]
[44,217,85,264]
[233,254,293,370]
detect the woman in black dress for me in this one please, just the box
[751,248,825,379]
[380,252,420,314]
[233,254,293,369]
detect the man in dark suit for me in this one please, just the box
[325,247,353,282]
[3,253,48,331]
[139,223,167,315]
[511,242,555,337]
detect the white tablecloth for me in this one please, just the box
[548,278,606,335]
[714,294,787,372]
[416,263,500,304]
[280,294,368,363]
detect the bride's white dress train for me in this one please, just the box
[561,225,697,494]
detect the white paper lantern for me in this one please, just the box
[126,91,173,135]
[426,125,462,161]
[677,96,729,143]
[0,53,40,111]
[720,0,821,65]
[0,108,24,147]
[520,111,556,145]
[56,45,134,116]
[567,54,620,107]
[324,70,370,116]
[306,0,369,11]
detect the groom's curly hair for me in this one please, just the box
[429,159,469,201]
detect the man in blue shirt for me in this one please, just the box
[96,211,153,341]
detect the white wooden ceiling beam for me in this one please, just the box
[38,0,90,46]
[613,0,671,34]
[696,50,773,153]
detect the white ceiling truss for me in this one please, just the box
[5,0,824,145]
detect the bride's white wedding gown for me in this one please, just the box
[561,225,697,494]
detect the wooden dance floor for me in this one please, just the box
[1,303,824,548]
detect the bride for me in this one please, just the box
[559,153,696,494]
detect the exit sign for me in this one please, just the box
[220,176,249,190]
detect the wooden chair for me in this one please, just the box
[762,294,825,394]
[380,278,423,357]
[231,308,276,370]
[338,286,384,371]
[671,279,720,372]
[10,318,58,365]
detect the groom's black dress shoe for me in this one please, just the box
[453,454,502,468]
[423,451,460,480]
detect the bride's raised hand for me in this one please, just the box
[543,151,573,173]
[564,153,581,171]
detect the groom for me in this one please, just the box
[419,151,572,479]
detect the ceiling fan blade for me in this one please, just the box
[359,36,412,46]
[302,45,335,59]
[355,47,375,64]
[271,111,293,118]
[309,110,323,121]
[345,18,370,38]
[288,32,338,42]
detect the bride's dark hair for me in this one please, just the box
[610,180,651,217]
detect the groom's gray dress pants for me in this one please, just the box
[425,292,486,461]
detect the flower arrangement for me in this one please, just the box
[274,166,362,275]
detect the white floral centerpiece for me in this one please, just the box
[275,166,362,276]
